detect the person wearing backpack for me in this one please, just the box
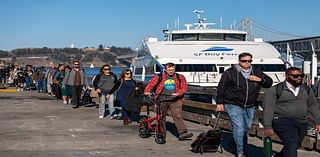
[93,64,117,119]
[144,62,193,141]
[216,52,273,157]
[263,67,320,157]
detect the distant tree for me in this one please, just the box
[98,44,104,51]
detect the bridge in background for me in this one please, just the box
[270,36,320,85]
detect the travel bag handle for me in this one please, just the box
[211,112,221,130]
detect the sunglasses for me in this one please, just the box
[74,64,79,65]
[103,68,110,71]
[289,74,305,78]
[239,60,253,63]
[125,72,132,75]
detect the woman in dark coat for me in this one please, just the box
[109,69,138,125]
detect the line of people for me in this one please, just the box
[1,64,42,91]
[6,61,88,108]
[7,53,320,157]
[3,60,194,143]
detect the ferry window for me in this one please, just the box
[253,64,286,72]
[193,64,206,71]
[199,34,224,41]
[145,66,155,75]
[175,64,217,72]
[135,68,143,75]
[155,64,163,73]
[172,34,197,41]
[176,64,192,71]
[225,34,246,41]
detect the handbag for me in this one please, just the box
[141,95,154,106]
[90,88,99,98]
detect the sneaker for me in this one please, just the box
[99,115,104,119]
[63,101,67,104]
[178,132,193,140]
[110,115,117,119]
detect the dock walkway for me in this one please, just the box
[0,90,319,157]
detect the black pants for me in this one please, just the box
[273,117,308,157]
[72,85,83,107]
[52,83,61,99]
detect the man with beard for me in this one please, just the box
[263,67,320,157]
[62,60,88,109]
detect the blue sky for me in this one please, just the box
[0,0,319,51]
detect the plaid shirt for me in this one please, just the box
[144,72,188,99]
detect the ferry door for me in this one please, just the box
[217,64,231,73]
[216,64,231,79]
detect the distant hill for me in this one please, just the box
[0,46,136,67]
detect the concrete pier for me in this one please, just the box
[0,90,319,157]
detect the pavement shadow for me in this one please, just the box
[164,121,193,141]
[222,131,265,157]
[80,100,97,107]
[166,121,179,137]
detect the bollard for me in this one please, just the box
[263,136,273,157]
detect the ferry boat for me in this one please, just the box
[131,10,286,87]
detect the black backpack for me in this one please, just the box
[191,113,223,154]
[81,88,92,105]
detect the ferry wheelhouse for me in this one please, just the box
[131,10,286,86]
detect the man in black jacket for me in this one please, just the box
[263,67,320,157]
[216,52,273,157]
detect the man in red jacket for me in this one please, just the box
[144,62,193,140]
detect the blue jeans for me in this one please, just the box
[224,104,255,155]
[37,79,44,92]
[99,93,115,117]
[24,76,32,89]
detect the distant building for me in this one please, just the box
[104,47,111,52]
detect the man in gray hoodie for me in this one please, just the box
[263,67,320,157]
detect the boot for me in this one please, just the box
[123,117,129,125]
[126,117,132,124]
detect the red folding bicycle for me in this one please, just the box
[138,94,167,144]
